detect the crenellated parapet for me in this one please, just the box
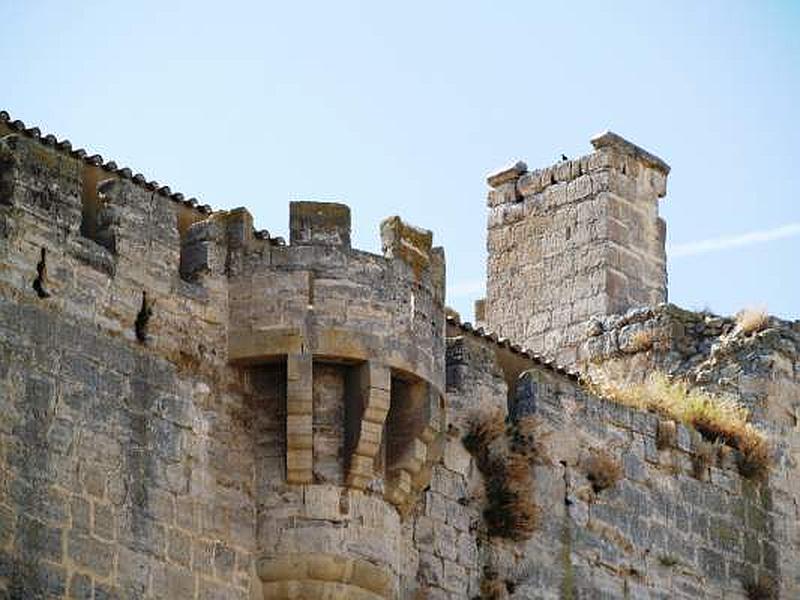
[218,201,446,490]
[1,110,799,600]
[159,200,447,598]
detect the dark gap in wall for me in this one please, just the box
[32,247,50,298]
[80,166,116,252]
[344,362,365,478]
[385,372,426,475]
[178,206,205,283]
[134,291,153,343]
[248,360,288,482]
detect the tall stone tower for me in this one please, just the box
[484,131,670,364]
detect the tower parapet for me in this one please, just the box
[485,131,670,364]
[199,201,448,598]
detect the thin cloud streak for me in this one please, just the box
[668,222,800,258]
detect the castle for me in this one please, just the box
[0,110,797,599]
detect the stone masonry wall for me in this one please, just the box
[0,133,257,599]
[580,303,800,597]
[441,324,797,599]
[0,125,452,599]
[485,132,669,366]
[1,114,798,599]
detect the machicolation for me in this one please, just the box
[0,109,798,599]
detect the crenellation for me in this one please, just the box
[289,200,351,247]
[0,113,797,599]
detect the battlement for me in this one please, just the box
[487,129,669,209]
[0,118,448,598]
[1,112,797,600]
[289,201,351,247]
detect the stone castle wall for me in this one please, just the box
[433,320,799,599]
[0,132,254,599]
[0,125,452,599]
[484,133,669,365]
[0,115,797,599]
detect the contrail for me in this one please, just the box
[668,222,800,258]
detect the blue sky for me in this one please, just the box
[2,1,798,320]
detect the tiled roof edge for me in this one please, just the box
[445,314,580,381]
[0,110,213,215]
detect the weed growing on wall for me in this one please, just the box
[735,307,769,335]
[463,410,539,540]
[586,372,772,480]
[582,449,622,493]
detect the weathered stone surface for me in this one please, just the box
[485,132,669,365]
[0,119,796,600]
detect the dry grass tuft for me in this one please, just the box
[587,371,772,481]
[480,568,506,600]
[462,409,505,464]
[735,307,769,335]
[582,450,622,493]
[628,329,661,352]
[509,415,548,463]
[743,573,779,600]
[463,411,540,541]
[736,434,773,481]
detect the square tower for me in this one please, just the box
[485,132,670,365]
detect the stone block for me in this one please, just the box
[153,563,196,598]
[290,201,351,247]
[380,215,433,271]
[214,541,236,580]
[70,496,91,533]
[167,527,192,567]
[443,559,467,595]
[16,514,63,563]
[417,551,444,587]
[622,450,647,482]
[442,440,471,477]
[675,424,693,452]
[68,572,92,600]
[698,547,726,581]
[68,531,114,577]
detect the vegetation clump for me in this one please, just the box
[657,554,680,568]
[463,410,540,541]
[627,328,664,352]
[587,372,772,481]
[735,307,769,335]
[478,567,505,600]
[743,573,778,600]
[582,449,622,493]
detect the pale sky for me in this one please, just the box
[2,1,798,319]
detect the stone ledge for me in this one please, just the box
[258,553,393,599]
[591,130,670,175]
[486,160,528,189]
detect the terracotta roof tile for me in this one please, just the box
[0,109,213,215]
[446,314,579,381]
